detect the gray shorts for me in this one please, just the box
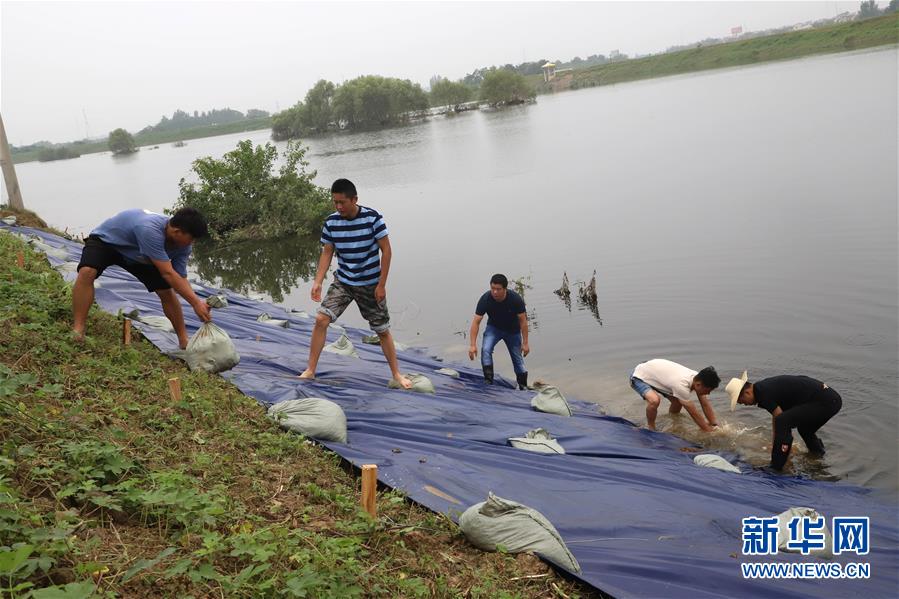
[318,280,390,333]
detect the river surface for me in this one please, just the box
[8,48,898,497]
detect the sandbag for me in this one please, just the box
[257,313,289,328]
[137,315,175,333]
[185,322,240,373]
[30,239,69,260]
[508,428,565,454]
[693,454,741,474]
[388,373,435,394]
[775,507,833,557]
[206,295,228,308]
[268,398,347,443]
[361,334,408,351]
[459,492,580,573]
[323,333,359,358]
[530,386,572,417]
[434,367,460,378]
[1,216,16,225]
[54,261,79,274]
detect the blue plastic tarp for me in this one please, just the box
[7,225,898,599]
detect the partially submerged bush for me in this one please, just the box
[174,140,332,240]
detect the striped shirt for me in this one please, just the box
[321,206,388,286]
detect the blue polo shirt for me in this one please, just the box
[91,209,191,276]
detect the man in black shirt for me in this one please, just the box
[468,274,530,389]
[726,372,842,470]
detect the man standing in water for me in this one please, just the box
[468,274,530,389]
[299,179,411,389]
[72,208,211,348]
[629,358,720,432]
[726,372,842,471]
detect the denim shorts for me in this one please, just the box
[630,375,653,399]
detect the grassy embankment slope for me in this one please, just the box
[0,222,597,597]
[11,118,272,165]
[531,13,899,91]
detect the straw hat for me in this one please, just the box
[726,371,749,411]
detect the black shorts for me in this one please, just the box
[77,235,170,292]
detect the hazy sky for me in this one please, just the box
[1,0,869,144]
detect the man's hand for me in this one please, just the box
[311,282,323,303]
[468,345,478,360]
[192,300,212,322]
[521,342,530,357]
[374,283,386,303]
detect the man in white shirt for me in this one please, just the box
[630,358,720,432]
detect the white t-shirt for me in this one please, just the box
[632,359,697,402]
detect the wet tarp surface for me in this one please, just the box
[9,225,898,599]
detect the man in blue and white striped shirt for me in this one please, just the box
[299,179,412,388]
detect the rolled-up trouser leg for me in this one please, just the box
[771,418,794,471]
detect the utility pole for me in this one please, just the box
[0,113,25,211]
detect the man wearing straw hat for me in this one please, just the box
[726,372,842,470]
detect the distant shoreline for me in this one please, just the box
[531,13,897,94]
[12,13,897,165]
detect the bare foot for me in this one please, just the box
[298,368,315,380]
[71,330,85,344]
[393,375,413,389]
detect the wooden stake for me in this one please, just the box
[16,251,24,268]
[168,377,182,402]
[361,464,378,517]
[122,319,131,345]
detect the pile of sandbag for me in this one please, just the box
[508,428,565,454]
[459,492,581,573]
[268,398,348,443]
[530,386,572,417]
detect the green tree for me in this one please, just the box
[174,140,331,240]
[886,0,898,13]
[332,76,428,129]
[302,79,336,133]
[108,128,136,154]
[479,69,535,107]
[858,0,881,18]
[429,79,473,109]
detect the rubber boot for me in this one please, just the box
[482,364,494,385]
[516,371,529,390]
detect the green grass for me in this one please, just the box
[0,224,599,598]
[532,13,898,92]
[12,118,273,165]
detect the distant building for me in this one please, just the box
[542,62,556,82]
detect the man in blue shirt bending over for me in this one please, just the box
[299,179,411,389]
[468,274,531,389]
[72,208,211,348]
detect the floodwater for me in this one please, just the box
[9,48,898,497]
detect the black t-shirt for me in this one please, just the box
[754,375,829,414]
[475,290,526,333]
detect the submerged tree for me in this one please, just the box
[429,79,473,109]
[479,70,535,107]
[174,140,331,240]
[108,128,136,155]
